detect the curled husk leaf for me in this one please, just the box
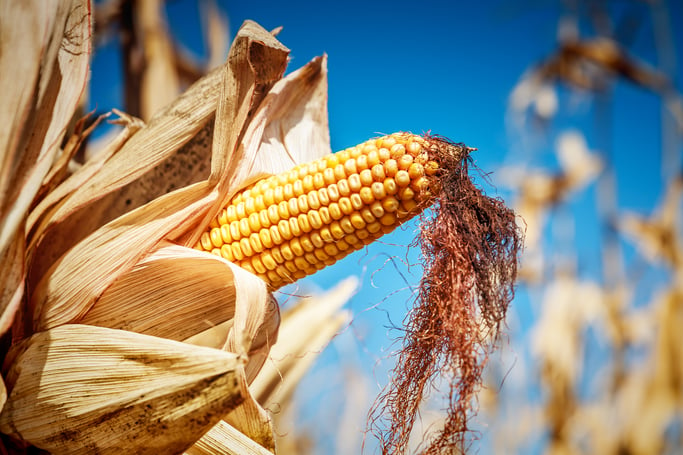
[0,325,246,454]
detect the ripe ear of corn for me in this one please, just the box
[195,132,445,289]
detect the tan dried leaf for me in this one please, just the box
[0,0,91,254]
[620,176,683,269]
[186,420,273,455]
[0,324,246,454]
[0,0,91,336]
[28,21,291,334]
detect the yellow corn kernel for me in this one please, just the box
[297,213,312,233]
[209,228,222,248]
[240,261,255,274]
[350,213,366,229]
[251,256,267,274]
[297,194,309,213]
[382,196,400,213]
[324,243,339,257]
[371,182,387,200]
[249,232,264,252]
[259,229,273,249]
[390,143,405,159]
[220,225,232,244]
[220,244,234,262]
[290,238,304,256]
[302,174,315,192]
[309,232,324,248]
[344,158,357,175]
[356,154,369,171]
[328,202,343,220]
[334,164,346,181]
[231,243,244,261]
[350,193,364,211]
[398,154,413,171]
[319,206,332,224]
[371,164,386,181]
[229,221,241,242]
[248,212,260,233]
[239,219,251,238]
[327,184,340,202]
[262,252,277,270]
[339,197,353,215]
[323,167,336,185]
[395,170,411,187]
[313,173,325,189]
[300,234,315,252]
[236,202,247,220]
[318,187,330,205]
[217,209,229,227]
[359,169,373,186]
[307,191,321,210]
[360,207,376,224]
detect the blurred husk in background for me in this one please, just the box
[484,1,683,454]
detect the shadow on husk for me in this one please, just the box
[369,136,523,454]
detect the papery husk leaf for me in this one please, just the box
[0,324,246,455]
[26,110,145,250]
[30,182,211,332]
[224,393,276,453]
[0,1,47,197]
[0,229,24,338]
[184,293,280,383]
[31,111,109,207]
[199,21,289,205]
[243,54,331,173]
[29,21,290,334]
[26,66,220,284]
[251,277,357,408]
[79,243,245,338]
[80,244,277,366]
[186,420,273,455]
[0,0,91,255]
[0,375,5,415]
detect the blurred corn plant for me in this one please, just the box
[481,1,683,454]
[0,1,523,454]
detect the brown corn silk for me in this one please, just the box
[369,136,522,453]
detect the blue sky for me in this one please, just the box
[89,0,683,452]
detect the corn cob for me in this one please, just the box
[194,133,446,289]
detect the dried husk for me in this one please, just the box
[0,0,91,254]
[26,20,291,335]
[79,244,265,342]
[0,0,91,336]
[186,420,273,455]
[26,110,145,253]
[0,324,246,454]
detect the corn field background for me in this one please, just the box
[3,0,683,453]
